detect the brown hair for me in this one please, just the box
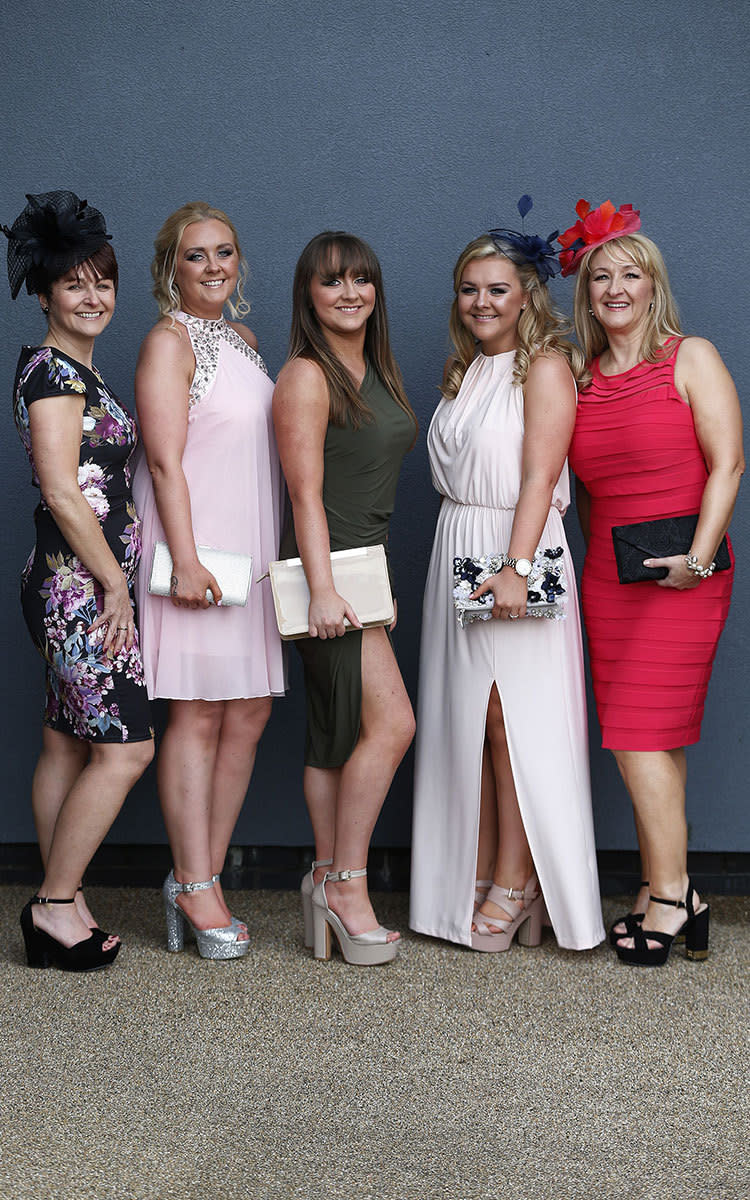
[36,243,119,299]
[443,236,586,400]
[573,233,682,387]
[288,231,415,433]
[151,201,249,320]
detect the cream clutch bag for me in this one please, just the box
[148,542,253,607]
[267,544,394,640]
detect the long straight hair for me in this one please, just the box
[288,231,415,433]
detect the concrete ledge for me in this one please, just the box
[1,843,748,894]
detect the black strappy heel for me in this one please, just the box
[20,896,121,971]
[614,880,709,967]
[608,880,649,946]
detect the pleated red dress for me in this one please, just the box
[568,339,733,751]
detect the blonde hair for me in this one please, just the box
[443,236,586,400]
[288,231,416,436]
[151,201,250,320]
[573,233,682,386]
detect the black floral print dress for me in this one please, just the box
[13,346,153,743]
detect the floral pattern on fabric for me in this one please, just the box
[13,345,153,743]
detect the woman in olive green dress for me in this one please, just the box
[273,232,417,966]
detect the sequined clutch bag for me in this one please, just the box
[611,515,730,583]
[148,542,253,607]
[453,549,567,626]
[267,544,394,640]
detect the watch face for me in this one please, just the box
[515,558,532,577]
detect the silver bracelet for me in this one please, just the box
[685,553,715,580]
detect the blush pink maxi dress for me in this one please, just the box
[410,350,604,950]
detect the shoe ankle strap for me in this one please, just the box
[312,858,333,870]
[324,868,367,883]
[180,879,215,894]
[32,895,75,905]
[495,884,525,903]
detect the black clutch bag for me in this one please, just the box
[611,515,731,584]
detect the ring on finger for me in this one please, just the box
[508,613,518,620]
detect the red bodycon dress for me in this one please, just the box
[568,340,733,751]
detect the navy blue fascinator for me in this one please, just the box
[2,190,111,299]
[488,195,559,284]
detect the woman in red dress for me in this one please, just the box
[561,201,744,965]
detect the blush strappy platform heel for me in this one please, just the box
[311,868,399,965]
[471,874,544,952]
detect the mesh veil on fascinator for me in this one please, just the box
[1,190,112,299]
[488,195,560,283]
[557,199,641,277]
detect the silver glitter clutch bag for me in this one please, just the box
[453,549,567,626]
[267,544,394,640]
[148,542,253,607]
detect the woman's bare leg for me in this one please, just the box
[31,728,97,924]
[33,738,154,949]
[475,740,498,887]
[158,699,246,937]
[613,747,699,946]
[324,627,415,937]
[476,685,534,932]
[208,697,272,920]
[304,764,340,885]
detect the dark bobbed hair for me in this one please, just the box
[34,243,119,298]
[288,231,415,434]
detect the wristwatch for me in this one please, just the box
[505,556,532,578]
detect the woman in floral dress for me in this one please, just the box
[5,191,153,972]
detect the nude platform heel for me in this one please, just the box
[471,874,544,952]
[311,868,399,966]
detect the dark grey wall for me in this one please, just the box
[1,0,748,851]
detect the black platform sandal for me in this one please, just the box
[614,881,709,967]
[20,897,121,971]
[608,880,649,946]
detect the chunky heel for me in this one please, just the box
[164,893,185,952]
[301,857,333,949]
[312,907,332,961]
[685,902,710,961]
[517,896,544,947]
[20,903,51,968]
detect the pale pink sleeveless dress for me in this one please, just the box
[133,311,286,700]
[410,350,604,950]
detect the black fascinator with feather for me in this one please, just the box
[2,190,111,299]
[488,195,559,284]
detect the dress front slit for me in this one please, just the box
[409,350,604,950]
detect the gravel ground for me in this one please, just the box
[2,887,748,1200]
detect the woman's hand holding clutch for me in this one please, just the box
[642,556,701,590]
[169,557,223,609]
[470,569,527,620]
[308,587,363,639]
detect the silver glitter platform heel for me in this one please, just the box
[163,874,250,960]
[301,857,333,948]
[164,869,245,934]
[312,868,399,966]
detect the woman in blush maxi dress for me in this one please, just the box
[410,349,604,950]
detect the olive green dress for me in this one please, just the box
[281,364,415,768]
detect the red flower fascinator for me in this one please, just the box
[558,200,641,277]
